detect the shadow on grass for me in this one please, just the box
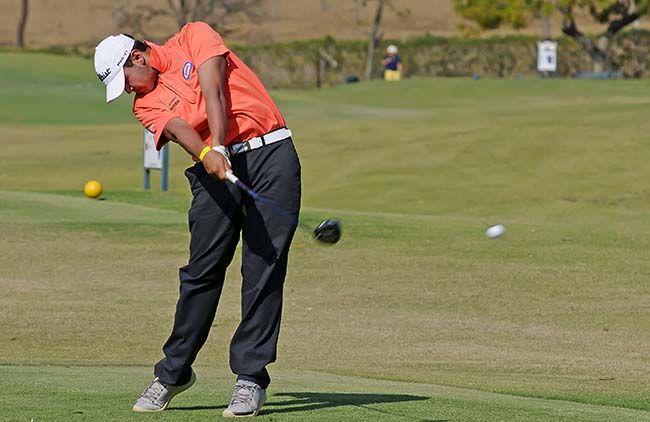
[262,392,444,420]
[168,392,445,420]
[168,405,225,411]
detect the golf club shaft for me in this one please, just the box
[225,171,312,232]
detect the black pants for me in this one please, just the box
[154,139,301,389]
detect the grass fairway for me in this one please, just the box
[3,51,650,421]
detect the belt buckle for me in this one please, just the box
[230,142,249,155]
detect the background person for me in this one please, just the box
[382,44,403,81]
[93,22,301,418]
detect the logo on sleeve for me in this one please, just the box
[182,62,194,80]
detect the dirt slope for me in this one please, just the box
[1,0,647,48]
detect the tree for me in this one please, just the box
[165,0,247,29]
[559,0,649,72]
[453,0,650,72]
[113,0,263,39]
[361,0,410,80]
[16,0,28,48]
[454,0,538,30]
[270,0,280,18]
[364,0,386,80]
[353,0,361,26]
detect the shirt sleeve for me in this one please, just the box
[184,22,230,68]
[133,103,177,150]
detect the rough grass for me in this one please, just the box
[3,52,650,421]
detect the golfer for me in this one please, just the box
[94,22,301,418]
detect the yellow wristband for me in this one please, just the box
[198,145,212,161]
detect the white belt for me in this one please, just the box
[228,128,292,156]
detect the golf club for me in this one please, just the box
[225,171,342,244]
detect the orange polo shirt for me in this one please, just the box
[133,22,286,151]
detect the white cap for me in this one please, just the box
[387,45,398,54]
[94,34,135,102]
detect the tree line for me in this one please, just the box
[454,0,649,72]
[14,0,401,80]
[14,0,645,74]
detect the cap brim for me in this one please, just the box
[105,67,126,103]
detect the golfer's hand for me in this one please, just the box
[202,150,231,180]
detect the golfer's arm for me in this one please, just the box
[163,117,207,158]
[198,56,228,147]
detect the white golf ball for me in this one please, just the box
[486,224,506,239]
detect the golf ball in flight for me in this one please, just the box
[486,224,505,239]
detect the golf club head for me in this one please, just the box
[314,218,342,244]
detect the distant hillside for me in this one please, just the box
[2,0,649,48]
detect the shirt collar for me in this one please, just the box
[146,41,170,73]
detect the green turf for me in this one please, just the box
[3,52,650,421]
[2,365,649,422]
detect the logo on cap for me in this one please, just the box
[97,68,111,82]
[183,62,194,80]
[116,49,130,67]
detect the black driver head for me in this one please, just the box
[314,218,342,244]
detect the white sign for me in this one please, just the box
[143,129,163,170]
[537,40,557,72]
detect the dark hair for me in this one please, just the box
[122,34,148,67]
